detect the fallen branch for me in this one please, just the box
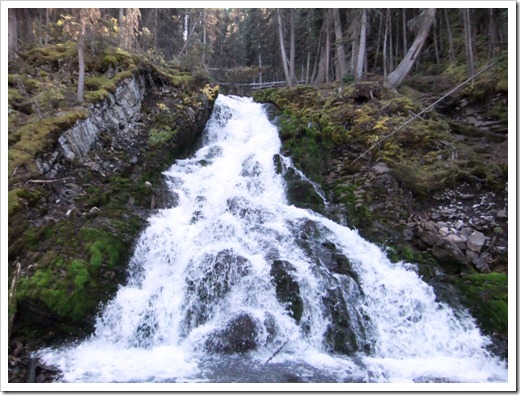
[265,339,289,364]
[25,177,75,185]
[351,62,498,165]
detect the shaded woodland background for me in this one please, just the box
[8,8,508,93]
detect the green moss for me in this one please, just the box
[85,75,117,93]
[80,227,124,268]
[17,257,95,322]
[8,190,22,216]
[450,272,508,335]
[8,110,88,178]
[26,42,77,65]
[84,89,111,102]
[148,126,177,147]
[8,88,23,103]
[113,70,134,83]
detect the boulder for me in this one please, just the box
[205,313,258,354]
[466,231,486,252]
[270,260,304,323]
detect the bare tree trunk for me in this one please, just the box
[277,9,292,86]
[402,9,407,59]
[202,9,207,63]
[19,9,35,45]
[433,17,440,64]
[305,51,310,83]
[332,8,347,80]
[314,13,332,84]
[8,9,18,58]
[372,11,383,70]
[462,8,475,78]
[325,16,331,82]
[444,9,455,63]
[384,9,436,89]
[388,10,394,71]
[77,23,85,103]
[355,9,367,80]
[154,8,158,54]
[119,8,125,48]
[259,51,263,83]
[45,8,49,45]
[383,9,389,77]
[289,9,296,84]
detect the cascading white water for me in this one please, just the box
[38,95,507,384]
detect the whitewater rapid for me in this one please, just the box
[37,95,508,385]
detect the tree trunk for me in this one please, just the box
[388,10,394,71]
[19,9,35,45]
[8,9,18,58]
[44,8,49,45]
[372,11,383,70]
[202,9,207,63]
[488,9,498,59]
[355,9,367,80]
[154,8,158,54]
[402,9,407,59]
[384,8,436,89]
[383,9,389,77]
[276,9,292,86]
[462,8,475,78]
[119,8,125,48]
[433,17,440,64]
[314,13,332,84]
[77,18,86,103]
[332,8,347,80]
[289,9,296,84]
[444,9,455,64]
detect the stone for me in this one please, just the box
[466,250,490,273]
[423,221,437,232]
[496,209,507,219]
[270,260,304,323]
[438,227,449,237]
[403,227,414,241]
[431,239,467,267]
[372,162,390,174]
[466,231,486,252]
[204,313,258,354]
[419,230,440,247]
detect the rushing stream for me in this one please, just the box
[37,95,507,384]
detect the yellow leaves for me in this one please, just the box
[373,118,389,132]
[157,102,168,111]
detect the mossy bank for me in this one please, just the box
[8,43,219,366]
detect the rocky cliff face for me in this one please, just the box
[37,76,146,177]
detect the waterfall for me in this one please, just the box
[37,95,507,384]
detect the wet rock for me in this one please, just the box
[321,276,368,355]
[182,250,251,331]
[270,260,304,323]
[283,167,326,215]
[205,313,258,354]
